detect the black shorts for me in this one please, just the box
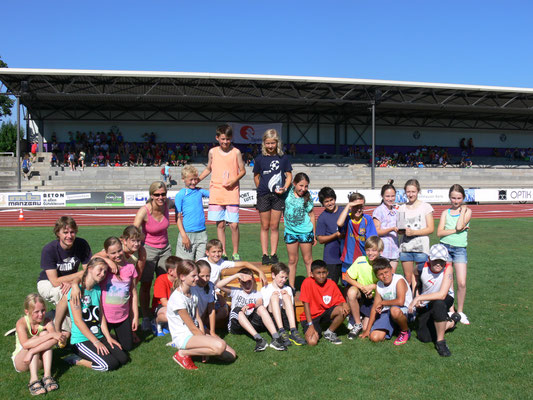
[416,295,454,343]
[301,306,336,337]
[229,307,267,334]
[256,192,285,213]
[359,296,374,318]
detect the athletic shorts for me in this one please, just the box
[370,306,408,339]
[284,232,314,244]
[228,307,266,334]
[256,193,285,213]
[175,230,208,261]
[208,205,239,223]
[301,306,336,337]
[441,243,468,263]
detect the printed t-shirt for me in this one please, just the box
[340,214,377,265]
[38,238,92,282]
[68,285,103,345]
[372,203,400,259]
[100,263,137,323]
[253,154,292,196]
[299,277,345,321]
[283,186,314,235]
[167,289,198,341]
[398,201,434,255]
[190,282,216,317]
[346,256,378,288]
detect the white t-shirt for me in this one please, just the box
[166,289,198,342]
[376,274,413,311]
[419,264,454,307]
[228,288,263,319]
[197,257,235,284]
[398,201,434,255]
[190,282,216,317]
[260,283,293,308]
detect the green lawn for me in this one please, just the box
[1,219,532,399]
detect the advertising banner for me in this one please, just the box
[231,123,283,144]
[0,192,66,208]
[65,192,124,207]
[474,188,533,203]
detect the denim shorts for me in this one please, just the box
[399,252,428,273]
[284,232,314,244]
[441,243,468,263]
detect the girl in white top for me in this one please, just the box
[398,179,434,292]
[167,260,236,370]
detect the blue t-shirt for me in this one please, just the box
[283,186,314,235]
[253,154,292,197]
[316,207,343,264]
[68,285,103,345]
[175,187,210,232]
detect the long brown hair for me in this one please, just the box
[81,257,108,292]
[172,260,198,291]
[293,172,311,209]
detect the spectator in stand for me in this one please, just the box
[191,143,198,157]
[30,142,38,162]
[22,154,32,180]
[79,150,86,170]
[50,153,58,167]
[467,138,474,155]
[68,152,76,171]
[288,143,297,157]
[201,144,209,157]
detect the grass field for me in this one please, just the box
[1,219,532,399]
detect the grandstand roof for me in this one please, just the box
[1,68,533,130]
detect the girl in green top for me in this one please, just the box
[437,184,472,325]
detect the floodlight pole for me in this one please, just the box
[371,100,375,190]
[16,95,21,191]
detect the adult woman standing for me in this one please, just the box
[134,181,174,331]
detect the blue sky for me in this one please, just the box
[2,0,533,87]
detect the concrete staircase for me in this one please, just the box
[1,153,532,193]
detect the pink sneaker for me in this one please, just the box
[173,352,198,370]
[394,330,411,346]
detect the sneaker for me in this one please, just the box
[166,341,176,348]
[232,253,241,261]
[141,317,151,332]
[270,254,279,264]
[323,331,342,345]
[222,255,229,261]
[64,354,82,366]
[151,321,165,337]
[269,337,288,351]
[393,330,411,346]
[435,340,452,357]
[347,323,363,340]
[262,254,270,265]
[289,331,307,346]
[279,331,292,347]
[173,351,198,370]
[458,312,470,325]
[254,338,268,352]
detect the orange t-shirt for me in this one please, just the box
[209,147,241,205]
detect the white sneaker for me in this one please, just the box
[458,312,470,325]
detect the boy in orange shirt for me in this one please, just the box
[198,124,246,261]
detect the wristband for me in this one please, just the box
[307,322,313,327]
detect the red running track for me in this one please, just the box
[1,204,532,227]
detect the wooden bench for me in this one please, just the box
[219,262,305,321]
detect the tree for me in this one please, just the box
[0,121,22,153]
[0,56,15,119]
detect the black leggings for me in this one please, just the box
[416,295,454,343]
[73,337,129,371]
[108,316,133,351]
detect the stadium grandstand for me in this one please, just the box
[1,68,533,197]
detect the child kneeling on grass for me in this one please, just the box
[344,236,382,339]
[12,294,65,396]
[360,257,413,345]
[260,263,306,346]
[300,260,350,346]
[408,244,460,357]
[168,260,236,370]
[217,268,288,352]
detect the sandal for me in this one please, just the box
[42,376,59,392]
[28,380,46,396]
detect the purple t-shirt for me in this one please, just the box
[372,203,400,260]
[316,207,343,264]
[38,238,92,282]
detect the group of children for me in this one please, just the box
[12,124,472,393]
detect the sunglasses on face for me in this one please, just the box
[152,193,167,197]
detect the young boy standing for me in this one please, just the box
[344,236,382,339]
[337,193,377,285]
[216,269,287,351]
[300,260,350,345]
[316,187,344,285]
[198,124,246,261]
[175,165,210,261]
[260,263,306,346]
[360,257,413,345]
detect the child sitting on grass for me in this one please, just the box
[300,260,350,346]
[12,294,65,396]
[151,256,181,336]
[344,236,382,339]
[360,257,413,345]
[260,263,306,346]
[216,268,288,352]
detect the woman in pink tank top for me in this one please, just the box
[134,181,174,331]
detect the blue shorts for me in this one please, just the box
[399,252,428,272]
[370,306,408,339]
[284,232,314,244]
[208,204,239,223]
[441,243,468,263]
